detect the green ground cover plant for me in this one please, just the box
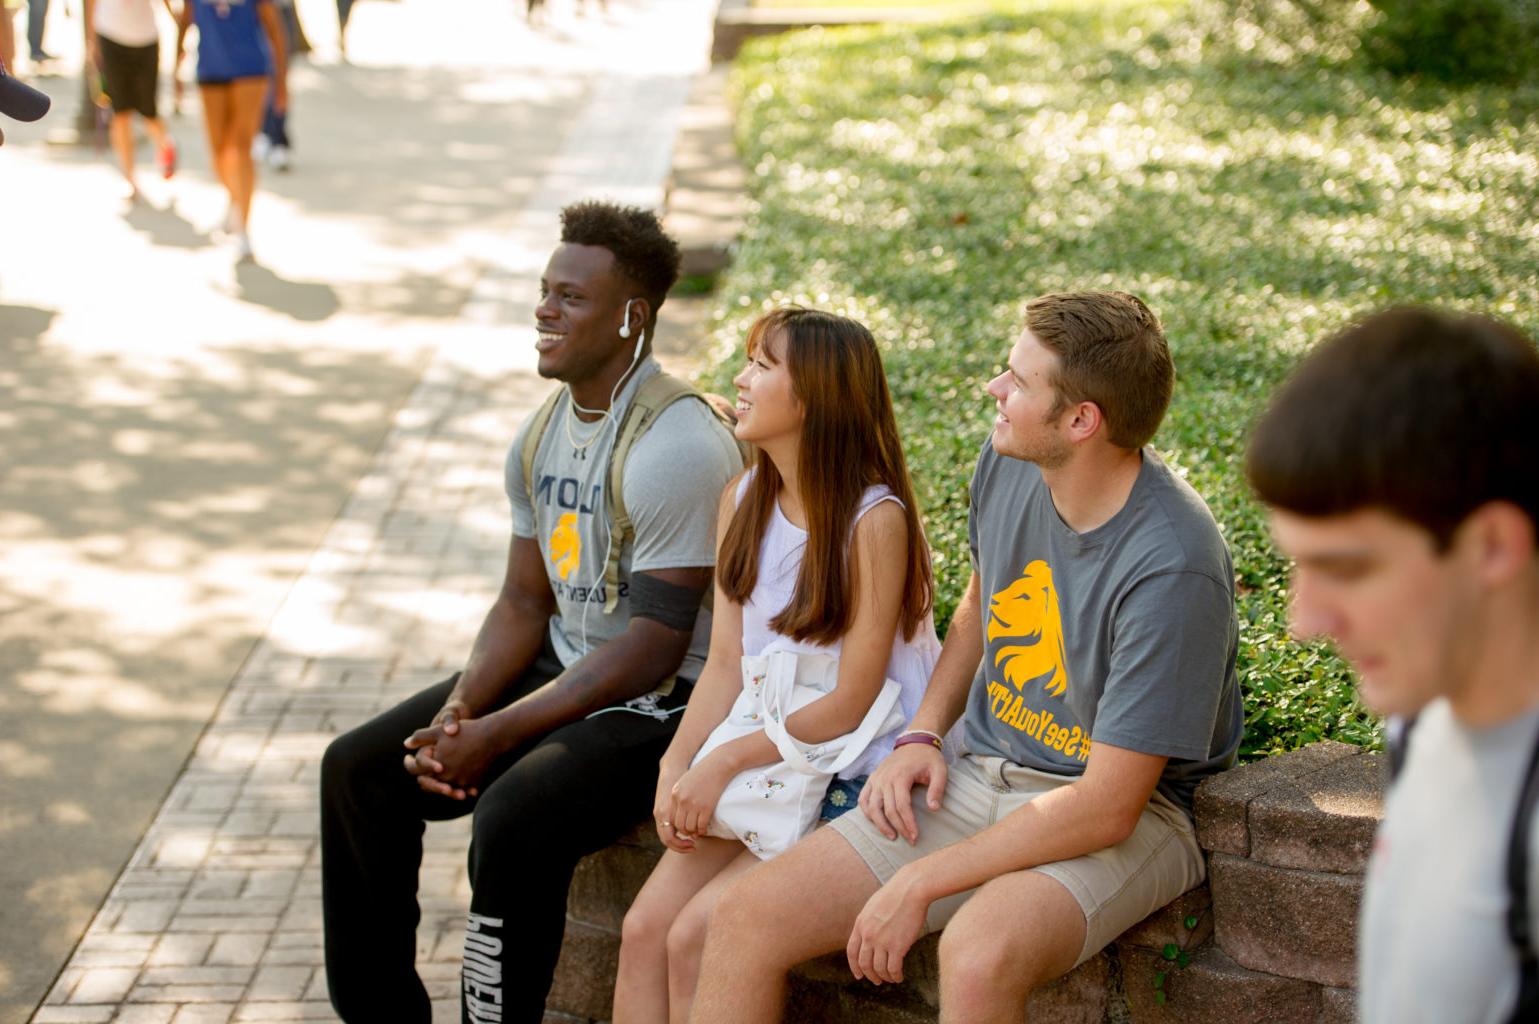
[750,0,1096,10]
[705,0,1539,758]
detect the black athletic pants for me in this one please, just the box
[320,647,689,1024]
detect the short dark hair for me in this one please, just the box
[1247,306,1539,548]
[558,201,682,316]
[1025,291,1173,450]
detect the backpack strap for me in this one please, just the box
[1386,714,1417,781]
[1505,724,1539,1022]
[519,389,565,510]
[602,371,717,614]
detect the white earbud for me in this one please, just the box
[619,298,635,339]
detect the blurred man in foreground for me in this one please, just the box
[1249,307,1539,1024]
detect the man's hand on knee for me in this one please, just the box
[860,744,948,844]
[846,867,929,986]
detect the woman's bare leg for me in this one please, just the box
[613,838,744,1024]
[198,83,236,198]
[665,849,761,1024]
[224,77,267,229]
[0,9,16,72]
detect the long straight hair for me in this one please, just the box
[718,307,934,645]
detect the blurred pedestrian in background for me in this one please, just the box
[2,0,18,72]
[176,0,287,263]
[86,0,179,201]
[252,0,294,171]
[26,0,51,65]
[335,0,350,60]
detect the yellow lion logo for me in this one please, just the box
[986,560,1070,698]
[550,513,581,580]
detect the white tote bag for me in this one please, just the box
[690,648,905,859]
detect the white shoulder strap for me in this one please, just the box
[759,650,902,776]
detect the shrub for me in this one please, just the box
[1364,0,1539,83]
[1210,0,1539,82]
[708,2,1539,757]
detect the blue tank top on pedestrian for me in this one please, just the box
[194,0,272,83]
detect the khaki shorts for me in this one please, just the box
[829,754,1205,966]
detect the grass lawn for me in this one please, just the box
[749,1,1061,9]
[706,1,1539,758]
[750,0,1154,11]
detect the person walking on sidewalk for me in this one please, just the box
[1248,308,1539,1024]
[251,0,294,170]
[334,0,351,60]
[1,0,18,73]
[175,0,287,262]
[320,201,743,1024]
[25,0,51,65]
[85,0,179,201]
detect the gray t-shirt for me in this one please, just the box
[959,442,1243,813]
[1359,699,1539,1024]
[504,360,742,684]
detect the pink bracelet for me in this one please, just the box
[893,733,943,751]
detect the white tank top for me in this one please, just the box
[736,473,941,778]
[95,0,161,47]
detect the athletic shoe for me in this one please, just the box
[269,144,291,172]
[234,233,254,264]
[158,139,177,179]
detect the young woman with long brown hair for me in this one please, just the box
[612,307,940,1023]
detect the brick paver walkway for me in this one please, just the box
[31,2,716,1020]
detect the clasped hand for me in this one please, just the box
[653,755,733,852]
[403,701,497,800]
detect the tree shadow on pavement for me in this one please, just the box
[123,200,215,251]
[235,261,344,321]
[0,303,59,345]
[256,62,585,249]
[0,333,430,1021]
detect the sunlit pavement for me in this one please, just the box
[0,0,715,1019]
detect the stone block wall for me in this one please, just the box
[543,741,1384,1023]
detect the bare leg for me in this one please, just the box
[664,849,759,1024]
[936,870,1085,1024]
[141,115,168,148]
[692,827,881,1024]
[109,112,137,193]
[614,837,744,1024]
[0,9,16,72]
[224,77,267,229]
[199,83,237,197]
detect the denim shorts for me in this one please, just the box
[819,775,867,822]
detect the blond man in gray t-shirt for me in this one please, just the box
[693,292,1241,1021]
[1250,307,1539,1024]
